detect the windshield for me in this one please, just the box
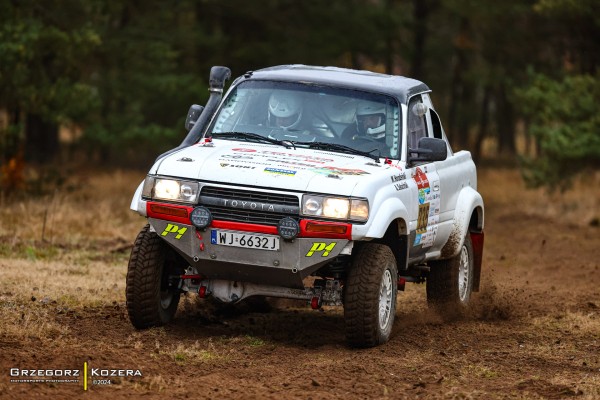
[206,80,401,159]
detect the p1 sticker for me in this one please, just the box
[306,242,337,257]
[161,224,187,240]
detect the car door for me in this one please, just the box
[420,93,461,254]
[405,94,442,261]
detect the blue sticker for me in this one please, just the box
[210,230,217,244]
[414,234,422,246]
[264,167,296,176]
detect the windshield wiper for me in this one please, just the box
[209,132,293,149]
[294,141,380,163]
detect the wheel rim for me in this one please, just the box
[160,290,173,309]
[379,269,393,330]
[458,245,471,302]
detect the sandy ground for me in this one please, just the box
[0,168,599,399]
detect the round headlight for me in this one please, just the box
[180,184,195,200]
[278,217,300,240]
[304,197,321,214]
[190,206,212,229]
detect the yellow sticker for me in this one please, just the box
[306,242,337,257]
[416,203,430,234]
[161,223,188,240]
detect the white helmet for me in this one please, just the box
[268,91,303,129]
[356,100,386,139]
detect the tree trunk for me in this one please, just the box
[411,0,430,80]
[474,85,491,163]
[496,85,516,156]
[447,17,471,150]
[25,114,59,164]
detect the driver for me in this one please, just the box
[342,100,387,141]
[268,91,303,129]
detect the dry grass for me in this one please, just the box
[0,300,70,341]
[0,169,146,341]
[0,169,146,244]
[478,168,600,227]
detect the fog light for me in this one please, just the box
[190,206,212,229]
[278,217,299,240]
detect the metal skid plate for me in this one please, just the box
[149,218,348,288]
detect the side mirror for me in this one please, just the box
[185,104,204,131]
[408,137,447,164]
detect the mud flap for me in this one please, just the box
[470,230,484,292]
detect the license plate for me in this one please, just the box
[210,230,280,251]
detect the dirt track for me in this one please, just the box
[1,168,599,399]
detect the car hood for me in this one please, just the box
[151,140,385,195]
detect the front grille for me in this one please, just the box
[200,186,300,226]
[201,186,298,206]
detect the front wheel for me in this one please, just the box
[126,224,183,329]
[344,243,398,348]
[427,233,474,312]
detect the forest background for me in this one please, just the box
[0,0,599,193]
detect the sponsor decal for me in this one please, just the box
[264,167,297,176]
[311,166,369,176]
[233,148,333,163]
[161,223,187,239]
[418,187,429,204]
[306,242,337,257]
[267,158,319,168]
[261,150,333,163]
[412,167,441,247]
[414,225,438,247]
[220,163,256,169]
[388,162,403,171]
[413,167,429,190]
[391,172,407,182]
[392,171,408,190]
[416,203,430,234]
[221,154,254,160]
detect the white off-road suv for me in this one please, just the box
[127,65,485,347]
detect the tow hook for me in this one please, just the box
[310,296,322,310]
[198,285,208,298]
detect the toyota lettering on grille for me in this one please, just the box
[223,199,276,212]
[198,195,300,214]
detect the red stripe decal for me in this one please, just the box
[211,220,278,235]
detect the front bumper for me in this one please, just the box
[149,218,349,288]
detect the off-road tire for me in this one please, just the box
[427,233,474,313]
[344,243,398,348]
[126,224,182,328]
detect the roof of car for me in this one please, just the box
[240,64,430,104]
